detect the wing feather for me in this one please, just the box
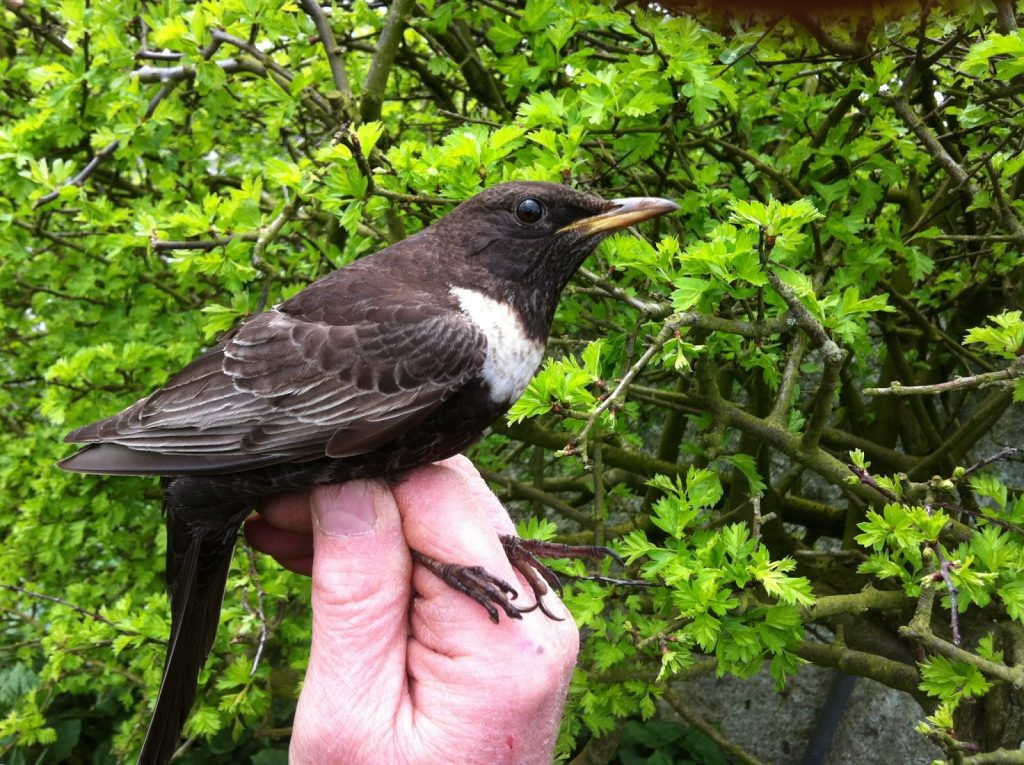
[63,298,487,474]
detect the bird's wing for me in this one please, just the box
[61,300,486,474]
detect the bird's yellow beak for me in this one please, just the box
[560,196,679,235]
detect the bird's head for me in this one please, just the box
[435,181,679,292]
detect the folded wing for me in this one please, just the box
[61,299,486,475]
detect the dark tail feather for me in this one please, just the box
[138,501,247,765]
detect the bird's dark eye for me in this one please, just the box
[515,198,545,224]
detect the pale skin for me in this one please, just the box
[244,455,580,764]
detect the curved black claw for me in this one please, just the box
[498,536,652,618]
[500,535,564,621]
[410,549,522,623]
[503,537,624,568]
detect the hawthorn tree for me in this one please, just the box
[1,1,1023,762]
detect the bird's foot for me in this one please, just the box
[498,536,647,621]
[410,549,523,623]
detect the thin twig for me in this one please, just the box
[662,686,770,765]
[6,1,73,54]
[884,93,1024,247]
[144,81,178,120]
[151,233,257,252]
[209,29,333,117]
[297,0,354,112]
[567,317,681,463]
[437,108,501,127]
[478,467,590,523]
[848,465,899,502]
[34,140,120,207]
[372,187,452,206]
[899,620,1024,687]
[241,543,270,676]
[749,494,777,539]
[0,583,137,634]
[768,333,809,424]
[865,359,1024,396]
[756,228,846,450]
[252,192,299,265]
[959,447,1021,481]
[933,544,961,646]
[135,49,183,61]
[576,266,671,317]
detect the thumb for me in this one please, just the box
[294,480,410,748]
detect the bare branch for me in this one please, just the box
[134,57,266,83]
[662,686,771,765]
[144,81,179,120]
[795,640,925,701]
[568,316,682,463]
[900,619,1024,687]
[884,93,1024,248]
[577,266,671,317]
[768,333,809,424]
[756,229,846,450]
[933,545,961,646]
[34,140,119,207]
[252,193,300,265]
[478,467,590,523]
[134,49,183,61]
[208,29,334,117]
[865,358,1024,396]
[909,390,1015,480]
[0,582,137,634]
[959,447,1021,481]
[372,187,452,206]
[150,234,256,252]
[240,542,270,676]
[5,0,73,54]
[297,0,354,113]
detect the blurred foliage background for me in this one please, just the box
[2,0,1024,762]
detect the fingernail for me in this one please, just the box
[313,480,378,537]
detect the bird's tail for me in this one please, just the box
[138,489,249,765]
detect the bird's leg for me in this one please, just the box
[410,549,523,623]
[499,536,653,619]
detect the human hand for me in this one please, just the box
[244,456,580,764]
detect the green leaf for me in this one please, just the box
[355,121,386,156]
[963,310,1024,358]
[919,655,991,702]
[264,157,303,190]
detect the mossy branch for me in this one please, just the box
[360,0,415,123]
[801,587,908,622]
[796,640,926,702]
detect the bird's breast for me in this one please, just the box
[451,286,545,406]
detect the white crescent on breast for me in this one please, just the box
[451,287,545,405]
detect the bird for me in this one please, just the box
[59,180,679,764]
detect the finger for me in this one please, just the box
[244,515,314,575]
[419,460,573,622]
[437,455,517,536]
[394,463,579,761]
[395,462,518,590]
[395,462,575,633]
[257,491,314,533]
[291,480,411,760]
[244,515,313,560]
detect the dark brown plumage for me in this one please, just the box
[59,181,678,765]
